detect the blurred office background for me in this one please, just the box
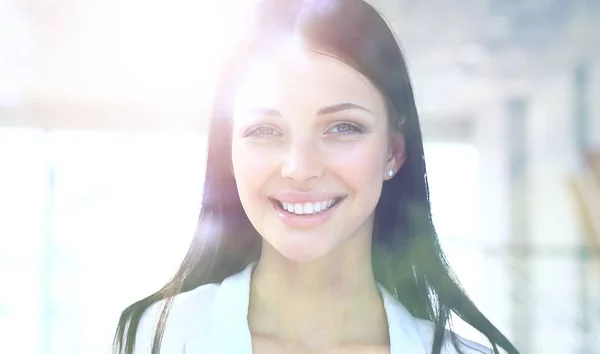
[0,0,599,353]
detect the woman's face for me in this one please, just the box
[231,46,403,262]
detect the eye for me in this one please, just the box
[244,125,282,138]
[327,122,365,135]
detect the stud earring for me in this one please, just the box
[386,169,394,177]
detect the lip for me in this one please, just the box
[270,197,345,228]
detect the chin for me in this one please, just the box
[270,238,335,263]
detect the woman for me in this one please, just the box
[114,0,519,353]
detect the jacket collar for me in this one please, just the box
[185,262,428,354]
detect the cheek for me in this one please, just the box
[233,144,268,174]
[327,141,387,179]
[231,142,274,197]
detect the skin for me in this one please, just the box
[230,43,405,353]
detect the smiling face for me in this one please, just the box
[231,45,404,263]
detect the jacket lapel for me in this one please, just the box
[379,285,429,354]
[185,264,255,354]
[185,263,429,354]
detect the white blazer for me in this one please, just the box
[133,262,492,353]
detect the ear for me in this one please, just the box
[384,132,406,180]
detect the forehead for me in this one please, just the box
[233,44,386,114]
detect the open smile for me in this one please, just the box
[269,196,346,228]
[272,197,344,215]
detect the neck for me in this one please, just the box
[247,237,389,349]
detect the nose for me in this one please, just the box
[280,138,323,181]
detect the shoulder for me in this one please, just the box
[412,318,493,354]
[132,283,221,353]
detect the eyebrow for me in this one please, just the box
[244,102,373,117]
[317,102,373,115]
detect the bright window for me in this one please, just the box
[0,129,485,353]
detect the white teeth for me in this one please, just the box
[279,198,339,215]
[293,203,303,215]
[303,202,314,214]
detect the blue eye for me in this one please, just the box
[328,122,364,135]
[245,125,281,138]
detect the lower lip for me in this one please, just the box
[271,199,344,228]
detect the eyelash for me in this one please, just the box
[243,121,366,138]
[242,125,282,138]
[326,121,366,135]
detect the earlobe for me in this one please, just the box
[387,132,406,173]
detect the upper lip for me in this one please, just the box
[270,191,346,203]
